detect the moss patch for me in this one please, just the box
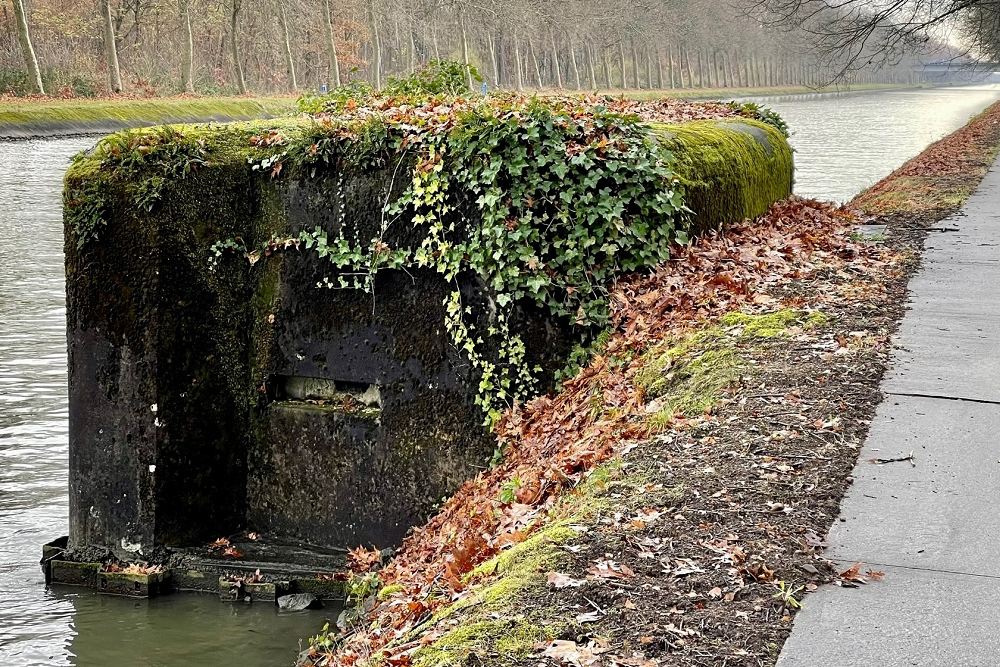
[720,309,827,338]
[636,309,825,432]
[402,463,624,667]
[651,118,794,231]
[413,619,553,667]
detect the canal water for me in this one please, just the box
[0,139,327,666]
[2,85,1000,665]
[749,84,1000,202]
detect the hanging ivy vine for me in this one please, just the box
[216,93,689,424]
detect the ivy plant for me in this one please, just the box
[229,88,691,425]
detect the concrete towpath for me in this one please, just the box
[777,161,1000,665]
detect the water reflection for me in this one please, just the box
[63,591,328,667]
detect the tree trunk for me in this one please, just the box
[549,28,562,89]
[645,48,652,89]
[631,41,640,88]
[100,0,123,93]
[586,44,597,90]
[487,32,499,87]
[368,1,382,88]
[178,0,194,93]
[528,37,543,88]
[513,31,524,91]
[569,36,581,90]
[668,46,675,89]
[684,47,694,89]
[618,41,626,89]
[458,5,472,88]
[229,0,247,93]
[277,0,297,91]
[603,49,611,89]
[322,0,341,87]
[655,48,664,89]
[409,28,416,74]
[12,0,43,95]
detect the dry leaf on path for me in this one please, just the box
[542,640,608,666]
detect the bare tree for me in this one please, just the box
[277,0,298,90]
[746,0,987,75]
[178,0,195,93]
[322,0,342,86]
[100,0,124,93]
[11,0,43,94]
[230,0,247,94]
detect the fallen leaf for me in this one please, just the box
[547,571,586,589]
[541,639,607,666]
[587,560,635,580]
[575,609,604,623]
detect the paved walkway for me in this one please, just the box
[778,162,1000,665]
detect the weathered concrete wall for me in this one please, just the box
[66,157,262,556]
[63,116,793,560]
[65,142,571,558]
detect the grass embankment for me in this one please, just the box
[299,102,1000,667]
[0,95,296,138]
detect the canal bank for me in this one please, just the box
[0,96,296,140]
[2,87,1000,666]
[0,84,922,141]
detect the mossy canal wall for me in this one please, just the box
[62,114,791,563]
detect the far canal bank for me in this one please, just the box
[0,96,296,140]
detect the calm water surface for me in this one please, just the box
[3,86,1000,665]
[0,139,327,666]
[751,84,1000,202]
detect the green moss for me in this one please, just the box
[651,118,793,232]
[413,619,553,667]
[719,309,827,338]
[635,309,824,431]
[377,583,405,600]
[635,340,742,427]
[399,461,624,667]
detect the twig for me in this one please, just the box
[868,451,915,466]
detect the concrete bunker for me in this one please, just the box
[49,100,793,598]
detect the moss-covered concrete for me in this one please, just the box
[62,114,794,564]
[652,119,794,231]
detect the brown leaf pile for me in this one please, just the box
[310,93,746,134]
[304,197,864,667]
